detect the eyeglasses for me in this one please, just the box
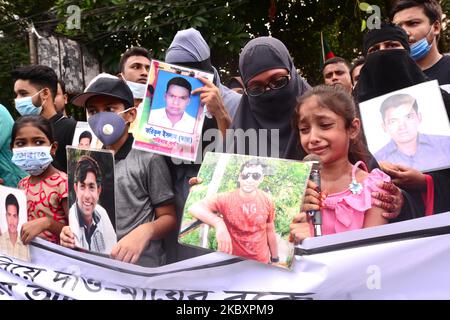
[245,74,291,97]
[240,172,262,180]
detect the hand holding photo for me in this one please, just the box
[133,60,213,161]
[179,152,312,270]
[67,147,117,255]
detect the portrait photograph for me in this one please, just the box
[179,152,312,270]
[72,121,100,149]
[147,69,203,134]
[0,185,30,262]
[359,80,450,172]
[133,59,214,162]
[66,147,117,255]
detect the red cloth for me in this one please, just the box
[421,174,434,216]
[207,189,275,263]
[18,172,68,243]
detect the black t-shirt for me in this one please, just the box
[423,55,450,86]
[49,112,77,172]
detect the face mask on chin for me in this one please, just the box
[410,26,434,61]
[122,75,147,100]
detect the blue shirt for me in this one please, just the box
[374,133,450,172]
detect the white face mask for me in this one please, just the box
[125,80,147,100]
[11,146,53,176]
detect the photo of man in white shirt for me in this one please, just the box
[149,76,196,133]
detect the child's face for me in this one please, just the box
[86,95,136,123]
[298,96,357,165]
[13,125,50,148]
[12,124,57,155]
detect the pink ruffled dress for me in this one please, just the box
[320,161,391,235]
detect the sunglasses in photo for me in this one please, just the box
[240,172,263,180]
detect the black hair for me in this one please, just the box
[166,76,192,94]
[119,47,150,73]
[380,93,419,120]
[79,130,93,143]
[322,57,351,72]
[74,155,102,187]
[58,79,66,95]
[5,193,19,213]
[11,115,55,148]
[239,159,266,174]
[389,0,442,24]
[236,159,266,187]
[12,65,58,100]
[293,85,369,165]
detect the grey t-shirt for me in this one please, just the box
[115,148,174,267]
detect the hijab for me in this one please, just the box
[228,36,311,159]
[165,28,241,119]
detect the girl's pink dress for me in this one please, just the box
[320,161,390,235]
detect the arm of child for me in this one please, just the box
[189,199,233,255]
[289,180,324,244]
[21,199,68,245]
[110,203,177,264]
[363,206,388,228]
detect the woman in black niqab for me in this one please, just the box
[228,37,311,160]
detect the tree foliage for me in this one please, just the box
[1,0,449,115]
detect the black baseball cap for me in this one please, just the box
[72,77,134,109]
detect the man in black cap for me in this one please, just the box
[60,76,177,267]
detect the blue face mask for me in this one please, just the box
[11,146,53,176]
[410,27,433,61]
[88,110,131,146]
[14,89,44,116]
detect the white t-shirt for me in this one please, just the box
[149,107,196,133]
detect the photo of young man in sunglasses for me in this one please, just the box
[188,159,279,264]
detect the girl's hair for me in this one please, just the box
[293,85,369,165]
[11,115,55,148]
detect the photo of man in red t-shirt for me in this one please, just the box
[188,160,279,264]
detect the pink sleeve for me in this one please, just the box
[339,169,391,213]
[365,168,391,194]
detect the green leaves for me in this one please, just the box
[358,2,372,12]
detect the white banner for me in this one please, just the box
[1,212,450,300]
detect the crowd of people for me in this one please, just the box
[0,0,448,267]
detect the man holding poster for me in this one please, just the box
[149,77,196,133]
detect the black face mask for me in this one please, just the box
[353,49,428,103]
